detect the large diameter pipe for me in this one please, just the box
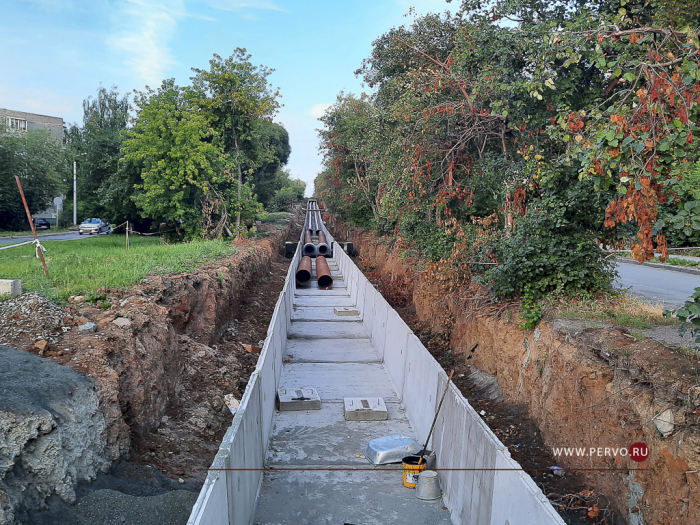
[303,230,316,256]
[315,256,333,289]
[317,231,329,256]
[296,256,312,286]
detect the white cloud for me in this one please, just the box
[308,102,331,118]
[107,0,185,88]
[205,0,288,13]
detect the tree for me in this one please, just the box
[64,86,130,221]
[190,49,281,230]
[247,120,292,207]
[0,129,67,230]
[123,79,236,238]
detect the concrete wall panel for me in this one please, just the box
[369,297,389,360]
[491,451,565,525]
[381,310,410,401]
[227,374,264,524]
[401,334,440,445]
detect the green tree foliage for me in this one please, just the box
[123,79,236,237]
[64,86,130,222]
[316,0,700,302]
[247,120,292,207]
[0,129,67,230]
[269,174,306,211]
[190,49,281,228]
[121,50,285,238]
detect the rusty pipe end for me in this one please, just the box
[296,256,312,286]
[315,256,333,290]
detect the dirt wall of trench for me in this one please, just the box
[0,214,300,522]
[331,220,700,525]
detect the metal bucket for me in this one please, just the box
[402,455,427,489]
[416,470,441,500]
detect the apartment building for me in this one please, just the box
[0,107,64,141]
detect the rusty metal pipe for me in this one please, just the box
[315,256,333,289]
[296,256,312,286]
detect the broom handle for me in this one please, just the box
[418,369,454,464]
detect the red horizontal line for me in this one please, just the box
[197,468,648,472]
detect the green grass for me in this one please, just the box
[0,235,238,302]
[617,252,700,268]
[257,211,292,222]
[648,256,700,268]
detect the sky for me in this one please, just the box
[1,0,456,196]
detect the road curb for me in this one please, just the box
[616,257,700,276]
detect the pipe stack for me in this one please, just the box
[296,198,335,289]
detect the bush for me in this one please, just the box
[486,207,616,299]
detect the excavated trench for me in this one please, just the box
[328,218,700,525]
[0,213,302,525]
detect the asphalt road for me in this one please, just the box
[0,231,108,245]
[615,260,700,308]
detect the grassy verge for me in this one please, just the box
[617,252,700,268]
[552,295,678,329]
[257,211,292,222]
[0,235,238,302]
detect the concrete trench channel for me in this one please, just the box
[188,201,565,525]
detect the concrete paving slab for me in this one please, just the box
[266,402,411,465]
[278,387,322,411]
[279,363,398,402]
[252,469,452,525]
[284,339,380,363]
[292,295,357,308]
[291,305,361,322]
[294,287,351,296]
[303,279,348,290]
[288,321,368,340]
[344,397,388,421]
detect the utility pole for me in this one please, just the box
[73,160,77,226]
[73,152,87,225]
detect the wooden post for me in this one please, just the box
[126,220,130,250]
[15,176,49,278]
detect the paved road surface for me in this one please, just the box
[615,260,700,308]
[0,231,107,245]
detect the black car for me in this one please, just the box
[33,218,51,230]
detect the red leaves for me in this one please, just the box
[567,112,585,132]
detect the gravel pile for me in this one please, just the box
[0,292,74,348]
